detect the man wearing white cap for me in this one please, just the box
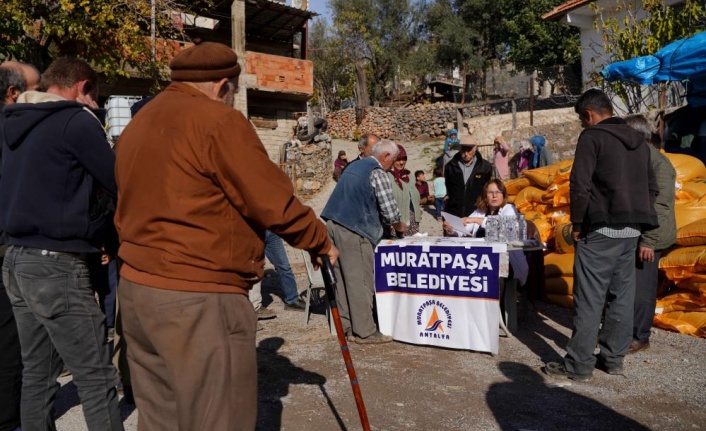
[443,134,493,218]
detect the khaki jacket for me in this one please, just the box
[640,147,677,250]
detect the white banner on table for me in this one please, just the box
[374,240,501,354]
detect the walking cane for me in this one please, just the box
[319,255,371,431]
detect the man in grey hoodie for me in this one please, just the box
[545,89,658,382]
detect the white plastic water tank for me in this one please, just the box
[104,95,142,139]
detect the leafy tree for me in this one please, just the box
[366,0,417,102]
[426,0,479,103]
[426,0,507,102]
[501,0,581,92]
[591,0,706,112]
[593,0,705,61]
[311,0,581,109]
[0,0,209,80]
[383,3,426,98]
[330,0,417,111]
[309,19,354,112]
[329,0,372,112]
[401,39,441,94]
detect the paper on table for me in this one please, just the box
[441,211,472,234]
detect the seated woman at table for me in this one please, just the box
[443,179,529,285]
[443,179,515,236]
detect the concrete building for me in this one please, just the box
[542,0,682,86]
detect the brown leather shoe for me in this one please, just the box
[627,340,650,354]
[256,307,277,320]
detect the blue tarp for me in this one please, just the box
[653,34,706,83]
[601,31,706,106]
[600,55,660,85]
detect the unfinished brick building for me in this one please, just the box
[101,0,316,161]
[200,0,316,160]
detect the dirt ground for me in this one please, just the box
[253,141,706,430]
[253,138,706,431]
[55,138,706,430]
[254,288,706,431]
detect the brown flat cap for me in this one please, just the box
[459,134,477,146]
[170,42,241,82]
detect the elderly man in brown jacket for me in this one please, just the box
[114,42,338,431]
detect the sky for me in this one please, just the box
[307,0,331,22]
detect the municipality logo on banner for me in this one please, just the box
[418,299,452,340]
[374,243,501,354]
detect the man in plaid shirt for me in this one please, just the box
[322,138,405,344]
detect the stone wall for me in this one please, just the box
[284,142,332,199]
[468,107,583,163]
[271,105,663,197]
[324,97,576,142]
[511,122,583,162]
[253,118,332,198]
[326,103,500,141]
[324,104,584,177]
[472,108,662,170]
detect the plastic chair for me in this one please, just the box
[301,251,333,329]
[522,219,545,309]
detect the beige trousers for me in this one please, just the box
[118,279,257,431]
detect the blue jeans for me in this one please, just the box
[2,246,123,431]
[265,231,299,304]
[435,198,445,218]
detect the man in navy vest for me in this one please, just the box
[322,139,405,344]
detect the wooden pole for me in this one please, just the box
[658,82,666,147]
[529,77,534,127]
[320,257,371,431]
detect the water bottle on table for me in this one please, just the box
[485,216,499,242]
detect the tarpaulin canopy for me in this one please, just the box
[601,31,706,106]
[600,55,661,85]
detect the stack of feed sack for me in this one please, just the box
[655,223,706,338]
[543,252,575,308]
[654,154,706,337]
[503,152,706,317]
[504,160,572,246]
